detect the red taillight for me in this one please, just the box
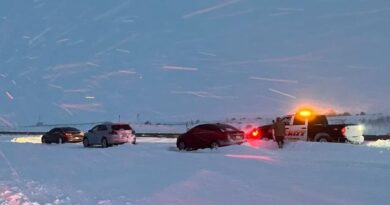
[252,129,259,137]
[341,127,346,135]
[65,133,72,137]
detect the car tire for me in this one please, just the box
[177,141,186,151]
[316,135,330,143]
[210,141,219,149]
[101,138,109,148]
[41,136,47,144]
[318,137,329,142]
[83,138,90,147]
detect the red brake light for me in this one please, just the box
[341,127,346,135]
[65,133,72,137]
[252,129,259,137]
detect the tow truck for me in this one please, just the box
[248,109,365,144]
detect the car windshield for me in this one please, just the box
[217,124,239,132]
[63,127,80,132]
[112,124,132,131]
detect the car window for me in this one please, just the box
[195,125,206,130]
[188,126,200,134]
[282,116,291,125]
[217,124,239,132]
[91,126,99,132]
[63,127,80,132]
[97,125,108,131]
[48,128,57,133]
[309,115,328,125]
[51,128,62,133]
[189,124,204,132]
[202,125,217,131]
[195,125,218,132]
[112,124,131,130]
[293,117,306,125]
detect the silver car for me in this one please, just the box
[83,122,136,148]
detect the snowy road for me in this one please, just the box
[0,137,390,205]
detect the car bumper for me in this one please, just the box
[67,137,84,143]
[109,136,136,144]
[220,139,246,146]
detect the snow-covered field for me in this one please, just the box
[1,136,390,205]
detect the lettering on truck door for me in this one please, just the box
[285,116,308,141]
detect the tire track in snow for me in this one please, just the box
[0,147,38,204]
[0,145,73,204]
[0,148,20,182]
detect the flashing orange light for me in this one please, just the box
[296,108,316,121]
[299,110,313,118]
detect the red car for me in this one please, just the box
[176,123,245,151]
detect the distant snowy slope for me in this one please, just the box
[1,113,389,135]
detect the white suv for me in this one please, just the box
[83,122,136,148]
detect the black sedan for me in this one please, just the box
[176,123,245,151]
[41,127,84,144]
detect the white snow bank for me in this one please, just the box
[367,140,390,148]
[1,139,390,204]
[8,136,176,144]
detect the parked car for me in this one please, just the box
[41,127,84,144]
[176,123,245,151]
[83,122,136,148]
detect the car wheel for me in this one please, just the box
[177,141,186,151]
[318,136,329,143]
[210,141,219,149]
[41,136,47,144]
[83,138,90,147]
[101,138,108,148]
[58,137,63,144]
[177,141,191,151]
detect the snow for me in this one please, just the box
[1,136,390,205]
[367,140,390,149]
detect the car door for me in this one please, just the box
[286,116,308,141]
[88,125,100,144]
[97,125,108,142]
[49,128,62,142]
[195,125,219,148]
[198,125,219,147]
[185,127,201,148]
[45,128,55,142]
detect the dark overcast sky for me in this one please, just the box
[0,0,389,126]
